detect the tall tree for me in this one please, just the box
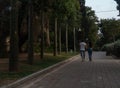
[52,0,64,56]
[40,11,44,59]
[114,0,120,16]
[54,17,58,56]
[9,0,19,71]
[73,28,76,52]
[100,19,120,44]
[27,0,34,65]
[18,0,28,52]
[52,0,80,54]
[79,0,98,45]
[65,24,68,53]
[34,0,53,59]
[0,0,11,57]
[58,25,61,54]
[85,7,98,44]
[79,0,86,40]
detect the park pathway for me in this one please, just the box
[6,52,120,88]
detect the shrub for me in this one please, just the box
[114,40,120,57]
[102,40,120,57]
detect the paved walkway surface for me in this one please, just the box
[8,52,120,88]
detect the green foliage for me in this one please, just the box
[52,0,80,24]
[114,0,120,11]
[83,7,98,45]
[33,0,53,13]
[100,19,120,44]
[113,40,120,57]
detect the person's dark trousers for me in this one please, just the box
[88,48,92,61]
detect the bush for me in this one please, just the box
[102,40,120,57]
[101,43,114,55]
[114,40,120,57]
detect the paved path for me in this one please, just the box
[8,52,120,88]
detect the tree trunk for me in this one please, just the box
[41,11,44,59]
[58,26,61,54]
[0,11,8,58]
[45,14,50,46]
[27,0,34,65]
[66,24,68,53]
[73,28,76,52]
[54,18,57,56]
[9,0,19,71]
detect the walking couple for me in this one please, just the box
[79,40,93,61]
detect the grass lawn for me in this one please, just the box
[0,52,78,86]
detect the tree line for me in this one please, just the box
[0,0,101,72]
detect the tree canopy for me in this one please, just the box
[114,0,120,15]
[100,19,120,44]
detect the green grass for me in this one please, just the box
[0,52,78,81]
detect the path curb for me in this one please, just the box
[3,55,79,88]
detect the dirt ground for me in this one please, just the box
[0,53,41,70]
[0,53,41,87]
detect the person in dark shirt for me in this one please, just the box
[87,41,93,61]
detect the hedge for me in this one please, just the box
[101,40,120,57]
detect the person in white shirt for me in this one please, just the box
[79,40,87,61]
